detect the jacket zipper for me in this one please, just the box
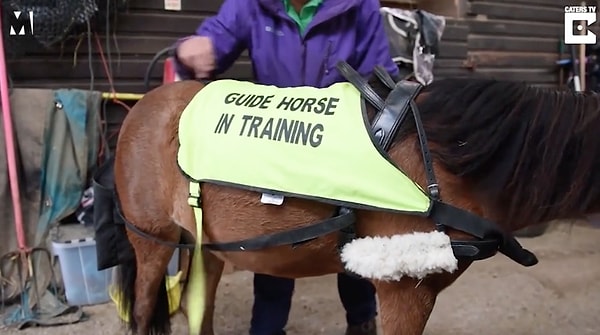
[301,41,306,85]
[315,40,332,85]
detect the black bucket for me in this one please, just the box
[92,157,134,271]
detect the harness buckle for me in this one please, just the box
[427,183,440,200]
[187,195,201,208]
[188,182,202,208]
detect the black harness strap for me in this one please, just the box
[431,201,538,266]
[373,81,422,152]
[203,208,355,251]
[338,63,436,197]
[119,201,355,253]
[336,61,386,111]
[408,99,439,201]
[373,65,397,90]
[123,219,196,250]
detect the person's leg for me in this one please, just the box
[250,273,295,335]
[337,272,378,334]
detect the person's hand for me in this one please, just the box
[176,36,216,79]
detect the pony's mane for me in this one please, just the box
[393,78,600,228]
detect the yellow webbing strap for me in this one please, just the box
[186,181,206,334]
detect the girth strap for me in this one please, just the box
[202,208,355,251]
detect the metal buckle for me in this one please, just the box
[427,183,440,199]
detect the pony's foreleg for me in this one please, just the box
[181,247,224,335]
[374,268,467,335]
[130,233,177,335]
[200,248,224,335]
[374,279,436,335]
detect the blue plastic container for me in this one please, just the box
[52,237,112,306]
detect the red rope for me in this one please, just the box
[92,33,133,163]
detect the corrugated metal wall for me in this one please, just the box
[464,0,566,86]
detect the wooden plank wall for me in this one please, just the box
[464,0,566,86]
[7,0,253,152]
[5,0,578,166]
[8,0,253,94]
[8,0,572,93]
[434,18,471,79]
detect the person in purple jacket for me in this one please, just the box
[174,0,399,334]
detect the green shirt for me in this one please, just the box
[282,0,323,35]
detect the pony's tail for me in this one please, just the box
[115,245,171,335]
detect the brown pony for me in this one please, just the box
[111,67,600,335]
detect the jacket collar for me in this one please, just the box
[257,0,362,21]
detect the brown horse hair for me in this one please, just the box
[114,232,172,334]
[394,78,600,229]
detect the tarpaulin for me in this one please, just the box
[1,87,100,327]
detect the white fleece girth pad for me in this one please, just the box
[340,231,458,281]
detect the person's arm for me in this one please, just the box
[353,0,399,79]
[173,0,250,79]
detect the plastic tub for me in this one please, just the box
[52,237,112,306]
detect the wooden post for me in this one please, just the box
[418,0,468,18]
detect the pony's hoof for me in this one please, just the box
[345,319,377,335]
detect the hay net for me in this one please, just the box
[1,0,128,57]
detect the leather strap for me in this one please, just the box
[122,215,196,250]
[450,239,499,261]
[202,208,355,251]
[430,201,538,267]
[371,81,422,154]
[373,65,397,90]
[336,61,385,111]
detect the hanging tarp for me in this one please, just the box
[380,8,446,85]
[1,87,99,328]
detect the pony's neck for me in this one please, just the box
[405,80,600,230]
[363,77,600,229]
[492,89,600,228]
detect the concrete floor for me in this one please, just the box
[2,222,599,335]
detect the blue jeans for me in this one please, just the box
[249,273,377,335]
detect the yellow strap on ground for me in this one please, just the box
[186,182,206,334]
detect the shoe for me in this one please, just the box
[249,331,286,335]
[345,318,377,335]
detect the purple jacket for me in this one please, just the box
[174,0,399,88]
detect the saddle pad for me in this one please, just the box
[177,79,431,214]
